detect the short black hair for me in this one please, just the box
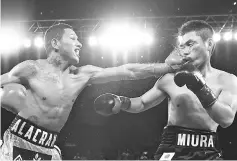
[178,20,214,42]
[44,23,73,53]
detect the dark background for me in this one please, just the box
[1,0,237,159]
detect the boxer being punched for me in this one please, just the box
[0,23,187,160]
[94,20,237,160]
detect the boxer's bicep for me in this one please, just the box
[218,74,237,114]
[218,91,237,113]
[1,60,37,85]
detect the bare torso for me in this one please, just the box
[17,60,91,132]
[159,69,225,132]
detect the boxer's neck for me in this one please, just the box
[47,52,69,72]
[198,60,212,78]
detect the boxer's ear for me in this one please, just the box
[205,38,215,54]
[51,38,60,51]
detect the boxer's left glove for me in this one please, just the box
[174,70,217,108]
[94,93,131,116]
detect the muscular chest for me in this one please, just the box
[28,70,90,105]
[162,74,222,110]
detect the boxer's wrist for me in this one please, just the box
[119,96,131,110]
[152,63,175,77]
[164,63,176,72]
[194,84,217,109]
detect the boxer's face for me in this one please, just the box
[58,28,82,65]
[178,31,210,68]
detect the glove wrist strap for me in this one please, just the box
[194,84,217,109]
[119,96,131,110]
[165,63,176,72]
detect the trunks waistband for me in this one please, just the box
[9,115,58,149]
[160,126,219,149]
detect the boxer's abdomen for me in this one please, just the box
[167,90,218,131]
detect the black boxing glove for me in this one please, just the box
[94,93,131,116]
[174,70,217,108]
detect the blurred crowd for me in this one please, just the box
[72,149,152,160]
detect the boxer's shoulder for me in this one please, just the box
[22,59,40,72]
[216,69,237,83]
[214,69,237,89]
[21,59,39,67]
[11,60,39,77]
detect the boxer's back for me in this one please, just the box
[159,69,225,132]
[10,60,91,132]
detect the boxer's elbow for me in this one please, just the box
[219,116,234,128]
[220,122,232,128]
[1,104,18,114]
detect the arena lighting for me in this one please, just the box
[88,36,98,46]
[213,33,221,42]
[234,32,237,40]
[142,32,153,45]
[0,28,21,53]
[34,36,44,48]
[93,23,154,51]
[223,32,233,41]
[23,38,32,48]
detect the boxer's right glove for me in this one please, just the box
[94,93,131,116]
[174,70,217,109]
[165,48,190,71]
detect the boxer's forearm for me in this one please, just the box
[205,101,235,128]
[192,84,236,128]
[89,63,173,84]
[123,63,173,79]
[120,96,160,113]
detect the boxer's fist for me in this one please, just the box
[174,70,205,92]
[94,93,122,116]
[165,48,190,70]
[174,70,217,108]
[1,83,27,113]
[1,83,27,98]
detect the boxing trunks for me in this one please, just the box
[154,126,223,160]
[0,115,61,160]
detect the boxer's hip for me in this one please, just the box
[154,125,223,160]
[0,115,61,160]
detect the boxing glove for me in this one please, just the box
[165,48,190,71]
[94,93,131,116]
[174,70,217,108]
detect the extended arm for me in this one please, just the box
[88,63,173,84]
[122,81,167,113]
[88,48,188,84]
[93,79,167,116]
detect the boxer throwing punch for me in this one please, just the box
[94,20,237,160]
[0,23,188,160]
